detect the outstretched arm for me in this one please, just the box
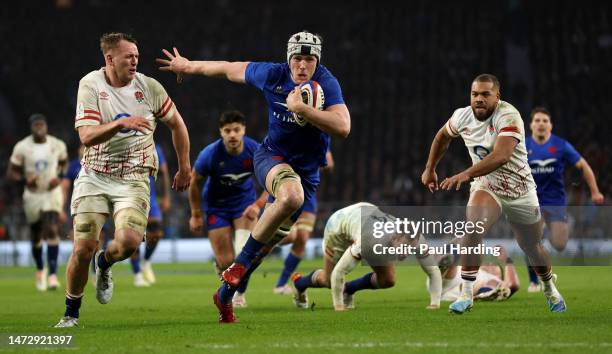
[574,158,604,204]
[421,126,454,193]
[156,47,249,84]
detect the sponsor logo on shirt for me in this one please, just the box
[529,158,557,174]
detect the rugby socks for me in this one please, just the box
[47,245,59,275]
[144,243,157,261]
[97,250,114,270]
[236,273,251,294]
[344,272,377,295]
[218,282,236,304]
[460,269,478,298]
[538,270,557,295]
[130,257,141,274]
[294,270,323,292]
[64,293,82,318]
[276,252,301,287]
[526,257,539,284]
[234,235,265,268]
[32,245,44,271]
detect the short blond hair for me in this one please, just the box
[99,32,137,55]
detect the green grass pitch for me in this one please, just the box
[1,260,611,353]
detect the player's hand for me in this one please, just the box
[440,172,471,191]
[160,196,171,213]
[25,176,38,190]
[420,169,438,193]
[156,47,188,84]
[48,177,60,190]
[242,204,260,221]
[172,168,191,192]
[591,192,604,205]
[286,87,307,114]
[118,116,152,134]
[189,214,204,234]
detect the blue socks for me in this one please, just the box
[276,252,301,287]
[32,245,43,270]
[144,243,157,261]
[526,257,539,284]
[47,245,59,275]
[345,272,377,295]
[294,270,322,292]
[97,251,113,270]
[64,294,82,318]
[234,236,265,268]
[130,257,141,274]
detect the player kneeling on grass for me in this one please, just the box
[291,202,443,311]
[427,245,520,303]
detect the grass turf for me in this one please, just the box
[0,260,611,353]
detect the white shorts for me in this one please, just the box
[470,184,541,225]
[71,168,150,218]
[23,187,63,224]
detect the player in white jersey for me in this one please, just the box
[290,202,442,311]
[421,74,566,314]
[54,33,191,328]
[7,114,68,292]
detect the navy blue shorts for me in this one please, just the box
[205,197,255,231]
[254,145,319,222]
[541,205,568,223]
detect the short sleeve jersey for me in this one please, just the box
[193,137,259,208]
[245,62,344,172]
[10,135,68,193]
[446,101,536,198]
[74,68,176,181]
[526,134,582,205]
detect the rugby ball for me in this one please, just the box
[294,80,324,126]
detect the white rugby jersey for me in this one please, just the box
[445,100,536,198]
[10,135,68,193]
[74,68,176,180]
[325,202,377,257]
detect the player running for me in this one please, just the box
[290,202,442,311]
[421,74,566,314]
[8,114,68,291]
[525,107,604,291]
[54,32,191,328]
[158,30,350,322]
[188,110,267,308]
[130,144,172,287]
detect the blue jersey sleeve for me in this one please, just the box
[155,145,166,167]
[245,62,279,91]
[194,147,213,177]
[563,141,582,166]
[320,75,344,108]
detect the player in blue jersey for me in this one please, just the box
[273,147,334,295]
[188,110,267,308]
[129,144,171,287]
[158,31,351,322]
[525,107,604,291]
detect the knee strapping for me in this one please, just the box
[271,168,300,197]
[295,218,315,233]
[114,208,147,235]
[73,213,106,241]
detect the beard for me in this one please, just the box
[472,106,495,121]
